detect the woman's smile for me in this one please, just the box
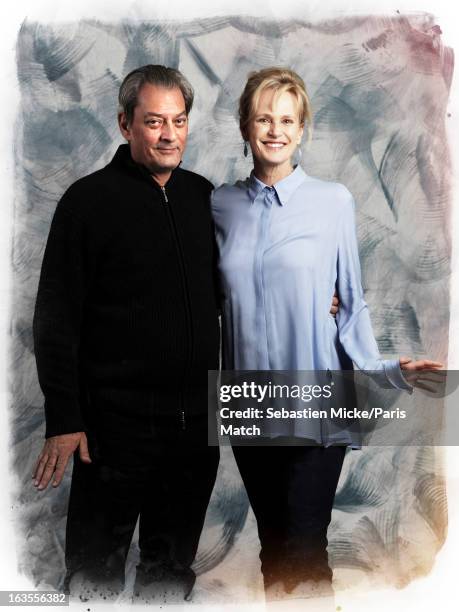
[246,88,304,184]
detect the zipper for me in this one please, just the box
[159,183,192,430]
[180,395,186,431]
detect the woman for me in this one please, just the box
[211,68,442,599]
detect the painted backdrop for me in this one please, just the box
[12,13,452,602]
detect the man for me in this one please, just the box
[32,64,339,602]
[32,65,220,601]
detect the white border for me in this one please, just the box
[0,1,457,610]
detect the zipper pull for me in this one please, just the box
[180,410,186,430]
[161,185,168,204]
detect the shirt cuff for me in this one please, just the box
[383,359,414,393]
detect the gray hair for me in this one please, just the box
[118,64,194,125]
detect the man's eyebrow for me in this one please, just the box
[143,111,187,118]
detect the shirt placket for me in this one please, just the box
[254,187,275,369]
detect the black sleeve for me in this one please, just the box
[203,179,223,314]
[33,192,90,438]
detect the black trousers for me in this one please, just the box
[232,444,346,592]
[64,387,219,599]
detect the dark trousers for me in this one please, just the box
[232,444,346,592]
[64,387,219,600]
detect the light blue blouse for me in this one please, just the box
[211,165,412,395]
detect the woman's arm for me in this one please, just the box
[334,189,441,390]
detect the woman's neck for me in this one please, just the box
[253,161,295,186]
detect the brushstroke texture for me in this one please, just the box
[12,12,452,601]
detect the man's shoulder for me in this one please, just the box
[67,166,108,194]
[64,162,117,194]
[174,167,213,193]
[56,159,128,218]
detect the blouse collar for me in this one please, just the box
[247,164,308,206]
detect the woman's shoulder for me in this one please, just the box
[211,178,250,209]
[300,174,355,213]
[304,174,353,199]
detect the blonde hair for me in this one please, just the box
[239,67,313,142]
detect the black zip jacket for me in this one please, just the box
[33,144,220,438]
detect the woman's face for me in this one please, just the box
[245,88,304,175]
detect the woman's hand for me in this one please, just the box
[399,356,444,391]
[330,292,339,317]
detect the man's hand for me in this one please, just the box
[399,356,445,391]
[330,292,339,317]
[32,432,91,490]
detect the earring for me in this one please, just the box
[243,141,249,157]
[294,146,302,166]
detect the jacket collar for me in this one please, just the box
[109,143,182,188]
[247,164,308,206]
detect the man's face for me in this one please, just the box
[118,84,188,183]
